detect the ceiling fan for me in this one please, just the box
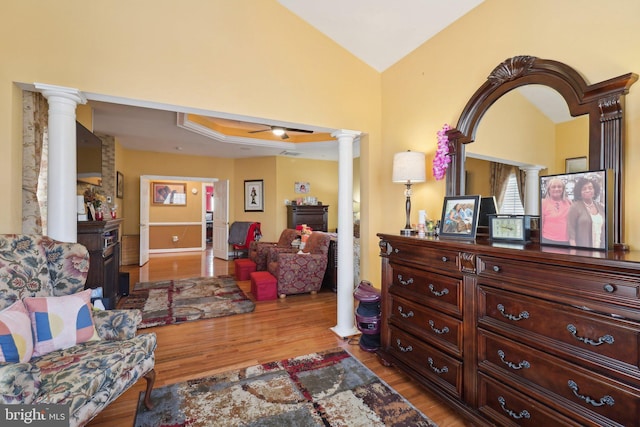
[248,125,313,140]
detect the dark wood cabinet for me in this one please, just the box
[377,233,640,426]
[78,219,123,309]
[287,205,328,232]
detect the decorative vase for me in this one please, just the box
[95,207,104,221]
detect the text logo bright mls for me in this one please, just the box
[1,405,68,427]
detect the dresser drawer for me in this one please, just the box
[388,326,462,398]
[479,330,640,427]
[387,241,461,275]
[477,255,640,309]
[478,373,582,427]
[478,285,640,377]
[389,295,463,357]
[389,265,462,317]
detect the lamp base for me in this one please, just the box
[400,229,417,236]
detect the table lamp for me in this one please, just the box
[392,150,426,235]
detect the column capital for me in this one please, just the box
[331,129,361,141]
[34,83,87,105]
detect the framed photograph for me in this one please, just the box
[539,170,612,250]
[295,182,310,194]
[244,180,264,212]
[565,156,588,173]
[116,171,124,199]
[152,182,187,205]
[439,195,481,240]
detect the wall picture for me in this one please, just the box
[439,195,481,240]
[539,170,612,250]
[152,182,187,205]
[244,180,264,212]
[116,171,124,199]
[295,182,310,194]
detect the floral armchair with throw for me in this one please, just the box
[267,231,331,297]
[0,235,156,427]
[249,228,299,271]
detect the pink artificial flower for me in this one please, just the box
[432,124,451,180]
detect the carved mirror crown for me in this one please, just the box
[445,55,637,249]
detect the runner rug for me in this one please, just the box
[133,347,437,427]
[120,275,255,328]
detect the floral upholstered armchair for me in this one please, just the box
[0,235,156,427]
[249,228,299,271]
[267,231,331,298]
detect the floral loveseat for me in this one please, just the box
[0,235,156,427]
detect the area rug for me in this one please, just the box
[133,347,437,427]
[120,276,255,328]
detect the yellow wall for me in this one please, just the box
[0,0,380,276]
[556,116,590,173]
[4,0,640,286]
[381,0,640,270]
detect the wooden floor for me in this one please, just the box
[88,248,471,426]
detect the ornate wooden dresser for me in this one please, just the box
[377,233,640,426]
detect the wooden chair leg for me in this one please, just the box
[142,369,156,409]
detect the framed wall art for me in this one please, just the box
[152,182,187,205]
[116,171,124,199]
[565,156,588,173]
[244,180,264,212]
[439,195,481,240]
[539,170,612,250]
[295,182,310,194]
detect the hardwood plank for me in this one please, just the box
[88,249,471,426]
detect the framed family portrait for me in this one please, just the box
[539,170,613,250]
[152,182,186,205]
[439,195,481,240]
[244,180,264,212]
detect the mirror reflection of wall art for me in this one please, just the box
[244,180,264,212]
[152,182,187,205]
[295,182,310,194]
[539,170,612,250]
[565,156,588,173]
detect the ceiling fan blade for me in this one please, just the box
[247,128,271,134]
[282,127,313,134]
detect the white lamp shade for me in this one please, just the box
[392,151,426,183]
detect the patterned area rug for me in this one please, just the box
[120,276,255,328]
[134,347,437,427]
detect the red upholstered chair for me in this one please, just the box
[249,228,298,271]
[267,231,331,298]
[229,222,261,258]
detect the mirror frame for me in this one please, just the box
[445,55,637,249]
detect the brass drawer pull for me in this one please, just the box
[427,357,449,374]
[428,283,449,297]
[497,303,529,321]
[567,324,614,346]
[396,339,413,353]
[498,396,531,420]
[397,306,414,318]
[397,274,414,286]
[498,349,530,370]
[567,380,615,407]
[428,320,450,335]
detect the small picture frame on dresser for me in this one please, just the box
[439,195,481,240]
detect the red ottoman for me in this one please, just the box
[250,271,277,301]
[234,258,256,281]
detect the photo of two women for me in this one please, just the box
[540,171,608,249]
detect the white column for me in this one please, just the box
[34,83,87,242]
[330,129,361,338]
[521,166,543,216]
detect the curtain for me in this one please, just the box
[22,91,48,235]
[490,162,512,208]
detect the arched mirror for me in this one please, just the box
[445,56,637,249]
